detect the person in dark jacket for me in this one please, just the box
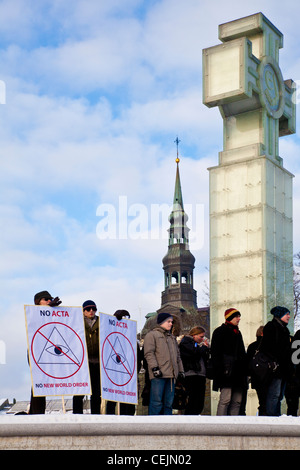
[179,326,209,415]
[285,329,300,416]
[211,308,247,415]
[246,325,266,415]
[73,300,101,414]
[259,306,292,416]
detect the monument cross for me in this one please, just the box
[202,13,296,415]
[203,12,295,164]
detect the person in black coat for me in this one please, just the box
[259,306,292,416]
[179,326,209,415]
[246,325,266,415]
[285,329,300,416]
[211,308,247,415]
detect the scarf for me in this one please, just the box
[225,320,240,334]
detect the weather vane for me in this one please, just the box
[174,136,181,163]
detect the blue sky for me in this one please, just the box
[0,0,300,401]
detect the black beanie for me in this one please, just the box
[157,312,173,324]
[82,300,97,310]
[271,306,290,318]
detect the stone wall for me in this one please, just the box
[1,415,300,450]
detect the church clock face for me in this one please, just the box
[259,56,285,119]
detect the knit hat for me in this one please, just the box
[189,326,205,336]
[82,300,97,310]
[34,291,53,305]
[157,312,173,324]
[224,308,240,322]
[271,306,290,318]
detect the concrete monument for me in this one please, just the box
[202,13,296,414]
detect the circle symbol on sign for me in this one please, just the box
[31,322,85,379]
[102,332,135,387]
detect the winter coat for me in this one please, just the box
[84,316,99,364]
[210,322,247,391]
[144,326,184,380]
[246,337,263,389]
[179,335,209,376]
[259,317,292,379]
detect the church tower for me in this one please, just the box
[159,141,197,312]
[141,139,209,347]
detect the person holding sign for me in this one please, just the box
[144,312,185,415]
[73,300,101,414]
[106,309,140,416]
[28,290,61,414]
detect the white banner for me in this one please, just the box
[100,313,138,405]
[25,305,91,397]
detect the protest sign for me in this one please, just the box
[100,313,138,405]
[25,305,91,397]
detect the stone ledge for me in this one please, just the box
[1,415,300,450]
[1,414,300,436]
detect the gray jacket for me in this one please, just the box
[144,326,184,380]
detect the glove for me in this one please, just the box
[178,372,185,381]
[152,366,163,378]
[49,297,62,307]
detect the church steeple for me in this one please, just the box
[160,140,197,310]
[173,137,184,206]
[168,153,190,247]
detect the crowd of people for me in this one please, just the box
[142,306,300,417]
[28,290,300,417]
[210,306,297,417]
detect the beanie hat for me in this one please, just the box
[189,326,205,336]
[224,308,240,322]
[82,300,97,310]
[34,291,53,305]
[157,312,173,324]
[271,306,290,318]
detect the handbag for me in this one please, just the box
[249,349,278,383]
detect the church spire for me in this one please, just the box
[168,138,190,247]
[159,139,197,311]
[173,153,184,208]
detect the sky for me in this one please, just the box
[0,0,300,401]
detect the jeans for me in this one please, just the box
[149,378,175,415]
[266,378,285,416]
